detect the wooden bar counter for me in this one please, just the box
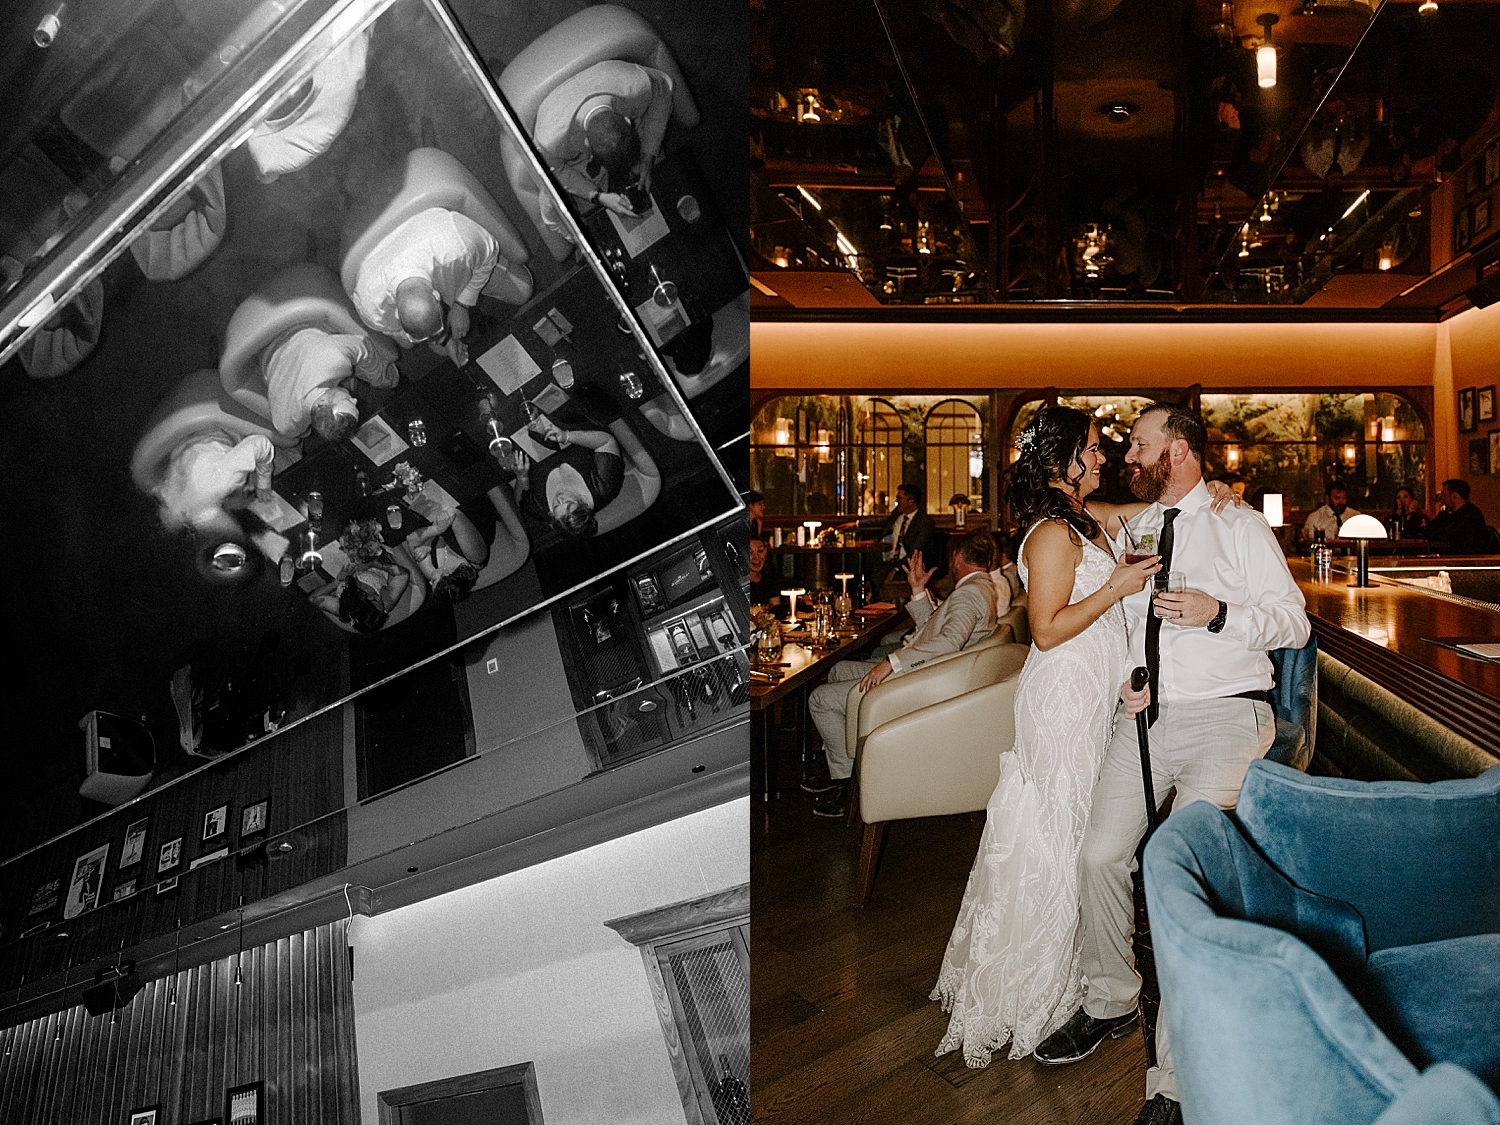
[1293,557,1500,763]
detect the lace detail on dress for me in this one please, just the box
[931,521,1129,1066]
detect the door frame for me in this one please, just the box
[376,1061,542,1125]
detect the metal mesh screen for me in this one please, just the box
[666,933,750,1125]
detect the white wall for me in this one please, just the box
[350,797,750,1124]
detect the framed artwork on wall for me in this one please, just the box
[1487,141,1500,188]
[129,1107,161,1125]
[1490,430,1500,478]
[1459,387,1477,432]
[157,836,183,874]
[1456,205,1473,253]
[1470,437,1489,476]
[1478,199,1493,238]
[28,878,61,916]
[1479,385,1496,423]
[112,878,138,902]
[120,817,149,868]
[226,1081,264,1125]
[240,799,269,838]
[63,843,109,919]
[1466,161,1484,197]
[202,803,229,842]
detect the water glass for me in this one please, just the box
[408,418,427,447]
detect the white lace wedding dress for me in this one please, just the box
[931,523,1130,1066]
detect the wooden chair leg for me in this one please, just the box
[844,769,861,828]
[855,820,887,908]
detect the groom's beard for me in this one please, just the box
[1129,448,1172,503]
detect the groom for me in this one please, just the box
[1034,403,1309,1125]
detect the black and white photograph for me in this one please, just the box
[1456,204,1473,253]
[27,878,61,917]
[226,1081,264,1125]
[112,878,138,902]
[129,1107,160,1125]
[1478,198,1493,238]
[63,843,109,919]
[1488,140,1500,187]
[201,803,229,842]
[1460,386,1477,432]
[120,817,149,869]
[1479,385,1496,424]
[241,799,270,838]
[1471,437,1490,476]
[157,837,183,875]
[1491,431,1500,479]
[154,876,179,896]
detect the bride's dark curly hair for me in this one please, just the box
[1006,406,1099,542]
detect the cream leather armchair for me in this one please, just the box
[997,591,1029,647]
[851,642,1029,907]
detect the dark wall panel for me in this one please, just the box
[0,920,357,1125]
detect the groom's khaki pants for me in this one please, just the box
[1078,697,1273,1102]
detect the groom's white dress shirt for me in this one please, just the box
[1115,480,1309,701]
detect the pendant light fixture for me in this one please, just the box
[1256,14,1279,89]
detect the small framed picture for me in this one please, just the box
[113,878,138,902]
[240,799,269,839]
[1460,387,1477,433]
[1490,430,1500,477]
[1466,161,1484,197]
[1480,385,1496,423]
[120,817,149,869]
[1478,199,1493,238]
[1456,205,1473,253]
[1487,142,1500,188]
[202,804,229,843]
[155,876,179,896]
[28,878,61,916]
[157,836,183,874]
[130,1107,161,1125]
[226,1081,264,1125]
[64,843,109,920]
[1470,437,1489,476]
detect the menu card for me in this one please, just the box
[350,415,409,466]
[252,491,304,533]
[633,292,690,346]
[608,201,669,257]
[477,334,542,395]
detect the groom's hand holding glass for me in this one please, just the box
[1152,584,1219,627]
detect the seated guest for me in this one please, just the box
[1424,478,1491,553]
[532,60,674,227]
[746,490,767,540]
[154,431,274,532]
[804,530,1000,817]
[512,412,624,538]
[863,483,939,593]
[402,492,505,604]
[748,533,783,615]
[264,326,399,442]
[350,207,509,367]
[1391,485,1428,539]
[310,553,412,633]
[988,532,1021,608]
[1301,481,1360,541]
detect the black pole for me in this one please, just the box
[1131,665,1159,831]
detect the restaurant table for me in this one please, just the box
[750,607,904,801]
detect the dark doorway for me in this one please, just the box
[378,1062,542,1125]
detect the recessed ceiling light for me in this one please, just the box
[1098,102,1138,124]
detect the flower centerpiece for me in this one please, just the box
[340,517,388,564]
[389,460,425,501]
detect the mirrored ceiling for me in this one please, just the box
[750,0,1500,310]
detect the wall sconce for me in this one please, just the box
[816,429,832,464]
[1382,416,1397,442]
[968,437,985,480]
[1418,0,1437,13]
[1262,493,1284,528]
[1341,443,1359,469]
[1255,14,1279,89]
[1225,445,1242,470]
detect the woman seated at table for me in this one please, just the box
[748,533,784,617]
[155,431,274,532]
[309,541,418,632]
[401,498,494,603]
[512,412,624,538]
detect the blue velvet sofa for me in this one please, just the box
[1143,759,1500,1124]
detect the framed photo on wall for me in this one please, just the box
[240,799,269,838]
[1487,141,1500,187]
[1456,206,1473,253]
[1466,161,1484,198]
[157,836,183,874]
[1470,437,1489,476]
[1478,199,1493,238]
[129,1107,161,1125]
[202,803,229,843]
[28,878,61,916]
[1490,430,1500,478]
[1459,387,1477,432]
[226,1081,264,1125]
[120,817,149,869]
[1480,385,1496,423]
[63,843,109,919]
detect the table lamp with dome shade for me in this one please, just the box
[1339,513,1387,587]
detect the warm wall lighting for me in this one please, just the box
[1418,0,1438,13]
[1342,443,1359,469]
[1263,493,1284,527]
[1256,14,1279,88]
[1225,445,1241,470]
[816,429,832,463]
[773,417,794,456]
[795,185,822,212]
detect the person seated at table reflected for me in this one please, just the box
[512,412,624,539]
[746,490,767,541]
[265,327,400,442]
[748,534,783,616]
[155,431,274,532]
[403,503,490,603]
[1391,485,1429,539]
[533,60,674,226]
[350,207,507,367]
[310,553,412,633]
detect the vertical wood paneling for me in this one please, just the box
[0,919,356,1125]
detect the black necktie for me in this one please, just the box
[1145,507,1179,728]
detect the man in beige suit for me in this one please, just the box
[805,530,1000,817]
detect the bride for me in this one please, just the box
[931,405,1161,1067]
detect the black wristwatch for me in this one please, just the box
[1206,599,1228,633]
